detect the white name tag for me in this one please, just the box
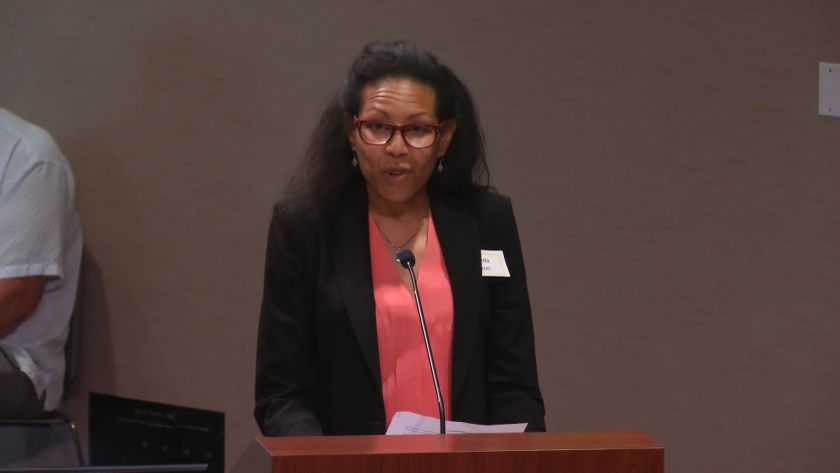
[481,250,510,277]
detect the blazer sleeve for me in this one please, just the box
[254,203,324,436]
[484,195,547,431]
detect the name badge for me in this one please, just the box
[481,250,510,277]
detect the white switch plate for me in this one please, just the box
[819,62,840,117]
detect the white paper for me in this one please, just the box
[481,250,510,277]
[385,411,527,435]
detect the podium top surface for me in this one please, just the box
[255,431,661,456]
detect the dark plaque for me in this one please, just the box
[89,393,223,473]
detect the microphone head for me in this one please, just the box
[395,249,416,269]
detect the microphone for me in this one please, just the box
[395,248,446,434]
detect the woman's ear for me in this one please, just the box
[438,120,457,157]
[344,114,359,149]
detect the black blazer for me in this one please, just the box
[254,184,545,436]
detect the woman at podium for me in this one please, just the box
[255,41,545,436]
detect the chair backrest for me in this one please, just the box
[63,254,84,393]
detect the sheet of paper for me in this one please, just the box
[385,411,527,435]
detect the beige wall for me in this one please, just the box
[1,1,837,471]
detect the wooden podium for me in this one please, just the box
[231,431,663,473]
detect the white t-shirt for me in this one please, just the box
[0,109,82,412]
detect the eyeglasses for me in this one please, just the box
[354,116,445,149]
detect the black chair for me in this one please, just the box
[0,260,85,466]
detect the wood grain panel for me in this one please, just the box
[246,433,663,473]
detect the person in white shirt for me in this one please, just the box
[0,108,82,419]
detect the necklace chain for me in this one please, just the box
[373,214,428,251]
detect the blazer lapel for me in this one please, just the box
[331,187,382,392]
[430,194,481,412]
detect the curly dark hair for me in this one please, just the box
[286,40,491,202]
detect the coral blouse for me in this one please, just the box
[369,212,455,427]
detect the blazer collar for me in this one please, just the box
[429,193,482,411]
[331,184,382,397]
